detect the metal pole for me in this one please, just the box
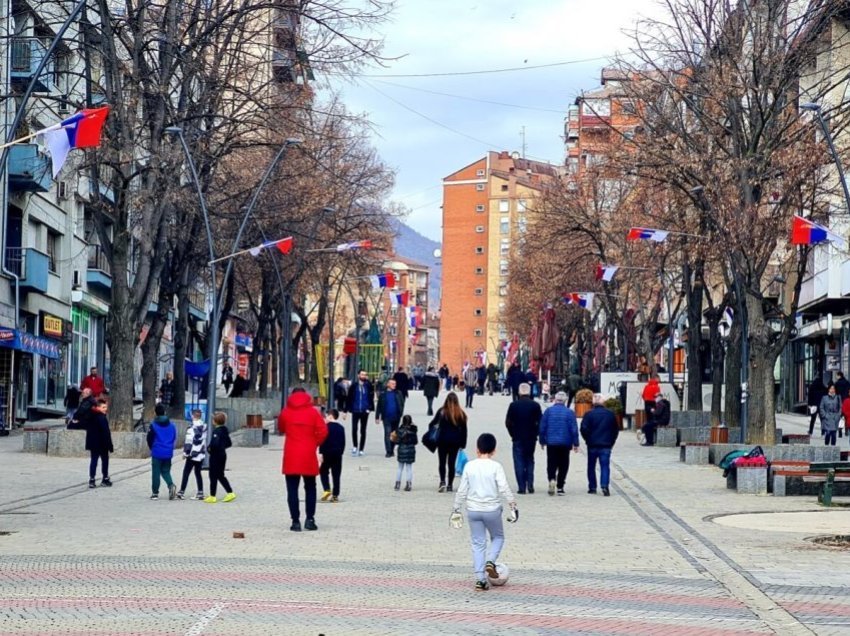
[282,292,292,404]
[815,112,850,215]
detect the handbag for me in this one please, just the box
[455,449,469,475]
[422,425,439,453]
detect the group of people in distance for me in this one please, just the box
[807,370,850,446]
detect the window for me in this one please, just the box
[500,184,508,192]
[390,307,398,318]
[476,169,485,177]
[499,285,508,296]
[582,98,611,117]
[500,260,508,276]
[499,328,508,340]
[475,204,485,212]
[517,216,527,234]
[474,267,484,275]
[389,325,397,337]
[474,288,483,296]
[474,309,483,317]
[475,183,485,191]
[475,225,485,233]
[500,216,509,234]
[47,231,60,273]
[517,199,527,213]
[620,99,637,115]
[500,239,510,256]
[473,329,483,337]
[498,199,509,212]
[475,246,484,254]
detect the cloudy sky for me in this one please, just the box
[327,0,660,242]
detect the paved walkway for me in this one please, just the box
[0,395,848,635]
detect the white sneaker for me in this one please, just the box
[351,447,358,456]
[548,480,556,496]
[358,450,365,456]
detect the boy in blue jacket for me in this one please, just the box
[539,392,579,496]
[146,403,177,500]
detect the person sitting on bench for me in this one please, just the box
[642,393,670,446]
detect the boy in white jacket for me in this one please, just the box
[177,409,207,500]
[451,433,518,591]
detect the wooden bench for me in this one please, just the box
[807,462,850,506]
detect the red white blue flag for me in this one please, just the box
[627,227,669,242]
[595,264,619,282]
[248,236,293,257]
[336,239,372,252]
[370,272,396,289]
[390,290,410,307]
[562,292,594,309]
[38,106,110,177]
[791,215,846,249]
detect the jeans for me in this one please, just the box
[445,378,452,391]
[209,453,232,497]
[642,421,656,446]
[396,462,413,483]
[512,443,535,492]
[351,412,369,451]
[382,418,400,456]
[587,447,612,490]
[426,396,435,415]
[89,450,109,480]
[468,508,504,580]
[825,430,837,446]
[320,454,342,496]
[438,444,460,487]
[465,386,475,408]
[285,474,317,521]
[151,457,174,494]
[180,458,204,494]
[546,445,571,489]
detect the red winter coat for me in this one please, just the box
[641,378,660,401]
[81,374,106,396]
[278,391,328,476]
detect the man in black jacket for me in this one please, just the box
[345,370,375,456]
[580,394,620,496]
[421,367,440,415]
[376,379,405,458]
[505,383,542,494]
[642,393,670,447]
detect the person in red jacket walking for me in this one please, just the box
[80,367,107,398]
[641,376,661,425]
[278,388,328,532]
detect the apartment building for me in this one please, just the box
[440,151,559,372]
[376,256,431,373]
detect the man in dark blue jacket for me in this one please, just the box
[376,379,405,458]
[539,392,579,495]
[345,370,375,456]
[506,363,524,402]
[505,383,542,494]
[580,393,620,496]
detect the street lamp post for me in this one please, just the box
[801,102,850,215]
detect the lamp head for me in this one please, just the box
[164,126,183,136]
[322,206,336,213]
[285,137,303,146]
[689,185,704,195]
[800,102,821,112]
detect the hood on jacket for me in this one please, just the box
[154,415,171,426]
[286,391,315,409]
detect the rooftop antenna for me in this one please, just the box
[520,126,527,158]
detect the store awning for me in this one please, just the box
[0,328,61,359]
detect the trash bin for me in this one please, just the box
[710,425,729,444]
[246,414,263,429]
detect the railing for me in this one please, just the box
[10,37,54,90]
[5,248,24,278]
[187,286,206,310]
[87,244,111,275]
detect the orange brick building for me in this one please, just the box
[440,151,559,373]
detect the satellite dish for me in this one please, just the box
[511,151,520,159]
[433,248,442,259]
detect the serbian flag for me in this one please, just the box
[38,107,109,177]
[336,239,372,252]
[596,264,619,282]
[248,236,293,257]
[563,292,594,309]
[791,215,846,249]
[390,290,410,307]
[627,227,669,242]
[369,272,396,289]
[408,306,421,328]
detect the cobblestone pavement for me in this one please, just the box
[0,395,848,635]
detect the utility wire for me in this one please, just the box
[340,56,609,78]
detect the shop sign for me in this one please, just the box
[40,313,65,340]
[235,332,253,349]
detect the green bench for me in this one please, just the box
[806,462,850,506]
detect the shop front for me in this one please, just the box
[0,327,63,423]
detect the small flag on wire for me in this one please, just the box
[408,306,421,328]
[562,292,594,309]
[790,215,846,249]
[390,290,410,307]
[369,272,396,289]
[37,106,110,177]
[627,227,669,242]
[336,239,373,252]
[596,264,619,282]
[248,236,293,257]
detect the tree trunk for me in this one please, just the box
[744,295,777,445]
[706,310,725,427]
[140,286,171,423]
[685,263,704,410]
[172,283,190,420]
[105,244,137,431]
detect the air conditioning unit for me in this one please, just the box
[58,96,71,114]
[57,181,70,199]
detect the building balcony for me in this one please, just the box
[8,144,51,193]
[10,37,54,92]
[580,114,611,129]
[86,244,111,292]
[272,50,297,82]
[188,286,207,321]
[5,248,49,293]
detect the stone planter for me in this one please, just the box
[47,429,177,459]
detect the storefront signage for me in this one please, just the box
[235,332,253,349]
[0,328,61,359]
[40,313,64,339]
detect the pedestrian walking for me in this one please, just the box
[222,363,234,395]
[641,376,661,424]
[333,377,349,414]
[439,363,451,391]
[819,384,842,446]
[450,433,518,591]
[177,409,207,500]
[393,414,418,491]
[64,384,80,423]
[158,372,176,408]
[836,372,850,438]
[146,403,178,500]
[506,363,524,402]
[477,364,487,396]
[808,377,826,436]
[539,392,579,496]
[393,367,410,399]
[278,388,328,531]
[376,378,406,458]
[80,366,106,398]
[70,387,96,429]
[463,365,478,408]
[206,412,236,503]
[505,383,542,494]
[422,366,441,416]
[580,393,620,496]
[319,408,346,503]
[487,364,499,396]
[431,392,468,493]
[345,370,374,457]
[85,399,113,488]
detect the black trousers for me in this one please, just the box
[89,449,109,479]
[320,455,342,497]
[208,453,232,497]
[351,412,369,451]
[286,474,317,521]
[438,444,460,486]
[808,411,819,435]
[180,458,204,493]
[643,421,657,446]
[426,396,435,415]
[546,446,571,489]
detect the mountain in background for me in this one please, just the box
[391,218,441,312]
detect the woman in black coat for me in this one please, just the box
[429,392,468,493]
[86,399,114,489]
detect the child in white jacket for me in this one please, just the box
[451,433,518,591]
[177,409,207,500]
